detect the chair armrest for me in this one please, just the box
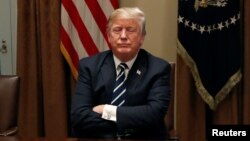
[0,127,18,136]
[167,129,180,141]
[168,136,180,141]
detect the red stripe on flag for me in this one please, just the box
[110,0,119,9]
[62,0,99,56]
[60,27,79,71]
[85,0,112,49]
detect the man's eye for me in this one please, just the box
[126,27,137,32]
[112,28,122,33]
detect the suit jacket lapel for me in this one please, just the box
[100,53,116,103]
[125,50,147,101]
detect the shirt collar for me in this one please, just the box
[113,54,137,70]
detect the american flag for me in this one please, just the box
[60,0,119,79]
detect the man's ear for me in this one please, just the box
[139,34,145,45]
[107,32,111,43]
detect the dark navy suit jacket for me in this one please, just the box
[71,49,171,139]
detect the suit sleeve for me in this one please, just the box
[71,60,116,133]
[116,63,171,130]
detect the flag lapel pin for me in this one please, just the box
[136,69,141,75]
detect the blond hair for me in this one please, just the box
[107,7,146,35]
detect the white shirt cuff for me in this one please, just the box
[102,104,117,122]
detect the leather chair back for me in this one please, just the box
[0,75,20,136]
[165,62,178,139]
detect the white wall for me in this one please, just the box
[0,0,17,75]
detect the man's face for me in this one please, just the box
[108,18,145,62]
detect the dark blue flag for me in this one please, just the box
[177,0,242,110]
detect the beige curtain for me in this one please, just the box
[176,0,250,141]
[16,0,74,137]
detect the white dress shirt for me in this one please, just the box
[101,54,137,122]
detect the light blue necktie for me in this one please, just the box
[111,63,127,106]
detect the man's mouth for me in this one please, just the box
[119,44,130,47]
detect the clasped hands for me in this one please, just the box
[93,104,105,114]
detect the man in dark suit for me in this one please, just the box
[71,7,171,140]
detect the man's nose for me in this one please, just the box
[120,29,127,39]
